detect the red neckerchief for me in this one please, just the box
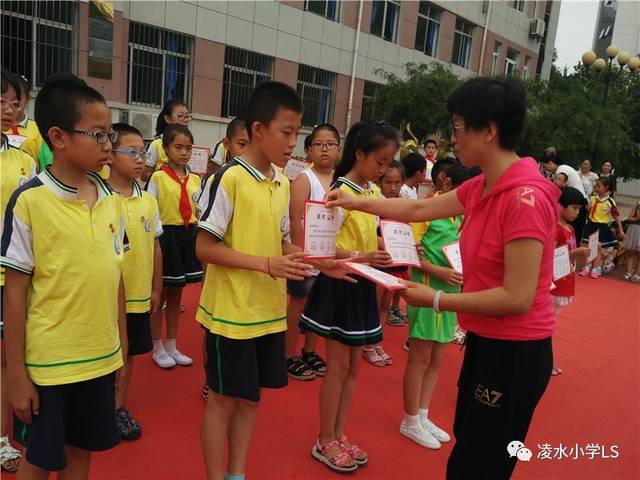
[161,165,191,226]
[10,125,20,135]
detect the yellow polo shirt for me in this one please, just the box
[3,116,43,161]
[197,156,291,339]
[146,166,201,226]
[588,194,618,224]
[119,181,163,314]
[0,142,37,287]
[0,168,127,386]
[334,177,380,253]
[145,137,169,171]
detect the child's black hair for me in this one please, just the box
[424,138,437,147]
[155,99,188,136]
[430,158,458,185]
[111,122,143,148]
[162,124,194,148]
[1,67,22,101]
[226,117,246,140]
[333,121,399,183]
[402,152,427,179]
[447,76,526,150]
[381,160,404,180]
[559,186,587,207]
[304,134,313,150]
[446,164,470,188]
[595,176,612,193]
[556,172,568,182]
[34,73,106,149]
[309,123,340,144]
[244,81,303,140]
[16,74,31,97]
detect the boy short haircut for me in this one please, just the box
[111,123,143,148]
[446,76,526,151]
[34,74,106,149]
[244,81,303,139]
[226,117,246,140]
[402,152,427,179]
[446,164,470,188]
[430,158,458,184]
[559,186,587,207]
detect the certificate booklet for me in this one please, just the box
[441,241,463,273]
[380,220,420,267]
[343,262,408,291]
[303,201,340,259]
[553,245,571,280]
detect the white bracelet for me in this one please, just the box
[433,290,443,313]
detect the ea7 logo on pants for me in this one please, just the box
[474,384,503,408]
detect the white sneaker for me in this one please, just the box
[153,350,176,369]
[422,418,451,443]
[399,420,441,449]
[166,349,193,366]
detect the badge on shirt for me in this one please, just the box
[7,134,27,148]
[192,192,199,203]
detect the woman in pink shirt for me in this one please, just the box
[328,77,558,480]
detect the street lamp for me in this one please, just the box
[581,46,639,162]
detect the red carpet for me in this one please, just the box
[5,272,639,479]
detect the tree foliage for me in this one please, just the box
[372,61,640,178]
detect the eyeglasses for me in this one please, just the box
[452,124,466,132]
[173,113,192,121]
[0,98,22,110]
[67,129,119,144]
[112,148,148,160]
[311,142,339,151]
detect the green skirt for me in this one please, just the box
[407,267,459,343]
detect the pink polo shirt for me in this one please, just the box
[455,157,559,341]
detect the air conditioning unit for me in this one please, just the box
[127,111,156,140]
[529,19,545,39]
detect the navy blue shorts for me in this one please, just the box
[205,331,287,402]
[14,373,119,471]
[127,312,152,356]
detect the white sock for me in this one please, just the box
[153,340,165,354]
[165,338,177,354]
[404,413,420,427]
[419,408,429,422]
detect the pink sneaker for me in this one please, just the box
[590,269,600,279]
[578,267,591,277]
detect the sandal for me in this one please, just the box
[551,366,563,376]
[121,407,141,440]
[0,435,21,472]
[622,272,632,281]
[202,384,210,401]
[311,439,358,474]
[287,356,315,381]
[391,307,408,321]
[362,347,386,367]
[301,350,327,377]
[631,275,640,283]
[339,435,368,466]
[386,313,404,327]
[374,345,392,365]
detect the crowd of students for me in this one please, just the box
[0,65,636,480]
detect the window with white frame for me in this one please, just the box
[297,65,336,128]
[1,1,76,87]
[491,41,502,75]
[415,2,440,57]
[505,48,519,76]
[222,47,273,118]
[361,81,383,122]
[523,55,530,79]
[304,0,340,21]
[370,0,400,43]
[128,22,193,108]
[514,0,526,13]
[451,18,474,68]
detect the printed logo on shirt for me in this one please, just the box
[141,216,151,232]
[192,192,199,203]
[280,215,290,235]
[18,177,27,186]
[113,234,121,254]
[474,383,503,407]
[518,187,536,208]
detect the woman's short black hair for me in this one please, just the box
[447,76,526,151]
[559,186,587,207]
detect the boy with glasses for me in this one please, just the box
[2,74,128,478]
[108,123,163,441]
